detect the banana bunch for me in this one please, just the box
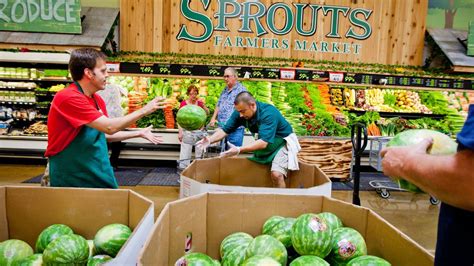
[365,88,384,106]
[343,88,356,107]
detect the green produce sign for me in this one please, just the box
[0,0,82,34]
[177,0,372,55]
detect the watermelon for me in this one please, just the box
[347,255,391,266]
[35,224,74,253]
[176,104,207,131]
[0,240,33,266]
[246,235,287,265]
[327,227,367,265]
[318,212,343,230]
[175,252,219,266]
[386,129,457,192]
[221,245,248,266]
[87,255,112,266]
[291,213,332,258]
[262,216,285,234]
[263,217,295,248]
[42,234,89,265]
[289,255,329,266]
[94,223,131,257]
[241,255,280,266]
[13,254,43,266]
[220,232,253,258]
[87,240,96,257]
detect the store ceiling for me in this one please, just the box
[0,7,118,52]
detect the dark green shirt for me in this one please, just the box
[222,101,293,144]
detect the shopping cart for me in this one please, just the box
[176,124,225,172]
[367,136,440,205]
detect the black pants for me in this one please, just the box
[108,141,124,169]
[435,202,474,266]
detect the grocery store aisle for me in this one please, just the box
[0,164,438,254]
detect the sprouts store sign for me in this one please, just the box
[177,0,373,55]
[0,0,82,34]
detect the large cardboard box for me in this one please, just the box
[139,193,434,266]
[0,186,154,265]
[180,158,332,198]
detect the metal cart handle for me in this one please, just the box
[351,123,368,156]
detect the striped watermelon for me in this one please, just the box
[242,255,280,266]
[42,234,89,265]
[0,240,33,266]
[13,254,43,266]
[219,232,253,258]
[386,129,457,192]
[347,255,391,266]
[327,227,367,265]
[94,224,131,257]
[221,245,248,266]
[246,235,287,265]
[318,212,343,230]
[289,255,329,266]
[87,240,96,257]
[291,213,333,258]
[175,252,220,266]
[87,254,112,266]
[35,224,73,253]
[176,105,207,131]
[262,216,285,234]
[262,217,295,248]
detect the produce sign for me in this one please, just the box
[118,62,474,90]
[0,0,82,34]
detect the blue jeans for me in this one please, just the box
[224,127,244,150]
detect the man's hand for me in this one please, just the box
[209,118,217,128]
[178,130,183,142]
[220,142,240,158]
[381,138,433,178]
[139,126,163,144]
[142,96,168,115]
[196,136,210,150]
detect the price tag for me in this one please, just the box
[139,64,154,74]
[329,72,344,82]
[280,69,296,80]
[106,63,120,73]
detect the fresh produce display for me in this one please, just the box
[14,253,43,266]
[174,212,391,265]
[347,255,391,266]
[0,222,132,266]
[87,254,112,266]
[387,129,458,192]
[0,239,34,265]
[42,234,89,265]
[326,227,367,265]
[175,252,220,266]
[35,224,74,253]
[289,255,329,266]
[93,223,132,257]
[176,105,207,131]
[246,235,287,265]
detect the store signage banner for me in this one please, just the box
[177,0,372,56]
[0,0,82,34]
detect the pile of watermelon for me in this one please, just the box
[0,223,131,265]
[175,212,391,266]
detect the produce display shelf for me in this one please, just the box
[348,110,446,120]
[0,77,71,82]
[0,101,35,105]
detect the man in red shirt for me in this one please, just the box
[45,48,167,188]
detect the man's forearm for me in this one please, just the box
[402,150,474,211]
[211,107,219,120]
[208,128,227,144]
[105,130,141,142]
[239,139,268,153]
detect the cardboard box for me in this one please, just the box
[0,186,154,265]
[139,193,434,266]
[180,158,332,198]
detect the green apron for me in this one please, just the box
[248,137,286,165]
[49,82,118,188]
